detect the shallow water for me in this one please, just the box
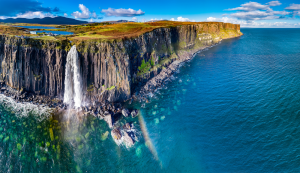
[36,30,73,35]
[1,28,300,172]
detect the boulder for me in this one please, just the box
[123,131,134,147]
[131,110,139,118]
[122,109,130,117]
[103,112,114,128]
[123,123,131,131]
[111,129,122,140]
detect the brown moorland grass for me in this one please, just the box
[69,21,205,41]
[0,21,240,42]
[0,25,30,36]
[69,21,236,41]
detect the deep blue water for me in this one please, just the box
[1,28,300,172]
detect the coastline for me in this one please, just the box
[0,33,242,148]
[135,34,243,101]
[0,34,243,113]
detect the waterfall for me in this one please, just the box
[64,45,82,108]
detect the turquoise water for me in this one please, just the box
[36,31,73,35]
[14,26,73,35]
[1,28,300,172]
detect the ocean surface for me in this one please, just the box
[1,28,300,173]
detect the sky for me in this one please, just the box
[0,0,300,28]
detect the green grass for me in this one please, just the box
[138,59,152,76]
[87,84,94,92]
[106,86,115,91]
[34,36,57,41]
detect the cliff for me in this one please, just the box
[0,22,242,104]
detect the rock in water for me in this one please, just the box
[123,131,135,147]
[123,123,131,131]
[122,109,130,117]
[103,112,114,128]
[111,129,122,140]
[131,110,139,118]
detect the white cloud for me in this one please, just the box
[64,13,68,17]
[206,16,300,28]
[231,10,290,21]
[0,11,54,19]
[71,4,93,19]
[15,11,54,18]
[132,17,137,21]
[227,1,290,21]
[170,16,195,22]
[92,12,97,18]
[285,4,300,17]
[101,8,145,17]
[227,2,272,11]
[268,1,282,6]
[207,17,217,21]
[207,17,247,25]
[285,4,300,10]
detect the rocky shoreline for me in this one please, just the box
[0,82,139,147]
[0,34,241,148]
[136,43,218,101]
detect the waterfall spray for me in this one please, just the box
[64,45,82,108]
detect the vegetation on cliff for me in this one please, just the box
[0,21,242,103]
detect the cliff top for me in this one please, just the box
[0,21,240,42]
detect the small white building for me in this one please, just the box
[30,31,37,34]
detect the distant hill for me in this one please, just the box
[0,16,88,25]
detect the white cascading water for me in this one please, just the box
[64,45,82,108]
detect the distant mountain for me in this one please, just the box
[0,16,88,25]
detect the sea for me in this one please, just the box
[0,28,300,173]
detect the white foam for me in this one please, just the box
[0,94,51,120]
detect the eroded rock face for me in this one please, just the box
[0,23,242,104]
[111,128,122,140]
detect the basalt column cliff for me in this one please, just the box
[0,22,242,104]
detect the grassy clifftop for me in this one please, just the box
[0,21,242,53]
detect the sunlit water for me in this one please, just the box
[1,28,300,172]
[36,31,73,35]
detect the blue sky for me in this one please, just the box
[0,0,300,27]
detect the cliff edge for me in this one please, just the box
[0,22,242,105]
